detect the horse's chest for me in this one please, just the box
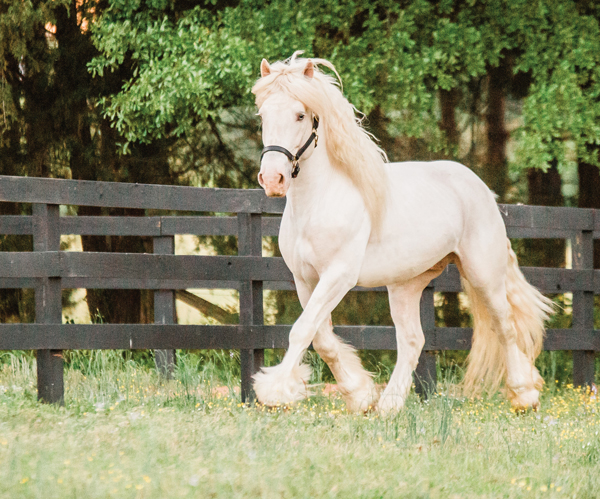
[279,218,350,278]
[280,227,324,272]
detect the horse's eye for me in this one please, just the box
[298,113,305,121]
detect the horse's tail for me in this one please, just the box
[462,239,554,396]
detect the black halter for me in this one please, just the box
[260,116,319,178]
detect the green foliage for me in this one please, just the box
[89,5,255,147]
[88,0,485,147]
[87,0,600,173]
[513,0,600,173]
[0,0,68,137]
[5,0,600,181]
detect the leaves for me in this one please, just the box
[87,0,600,171]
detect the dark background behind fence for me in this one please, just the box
[0,175,597,404]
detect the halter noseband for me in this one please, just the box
[260,116,319,178]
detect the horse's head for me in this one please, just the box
[256,58,318,197]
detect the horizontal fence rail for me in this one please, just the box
[0,254,597,292]
[0,175,286,213]
[0,324,597,351]
[0,174,597,404]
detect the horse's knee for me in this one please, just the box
[288,316,316,345]
[312,332,339,363]
[410,331,425,351]
[396,329,425,355]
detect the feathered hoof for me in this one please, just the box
[342,379,379,413]
[377,393,406,417]
[508,387,540,413]
[252,364,312,407]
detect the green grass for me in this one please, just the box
[1,351,599,498]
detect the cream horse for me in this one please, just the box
[252,52,553,413]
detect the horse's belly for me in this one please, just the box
[357,240,455,287]
[354,165,471,287]
[356,210,462,287]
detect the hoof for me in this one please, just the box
[341,379,379,413]
[252,363,312,406]
[508,387,540,412]
[377,392,407,416]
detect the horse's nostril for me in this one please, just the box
[278,174,284,185]
[258,173,264,185]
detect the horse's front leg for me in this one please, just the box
[253,268,357,407]
[293,277,378,412]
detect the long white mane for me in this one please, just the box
[252,52,389,230]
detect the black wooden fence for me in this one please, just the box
[0,175,597,404]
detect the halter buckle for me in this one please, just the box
[291,159,300,178]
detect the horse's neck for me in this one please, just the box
[286,139,342,210]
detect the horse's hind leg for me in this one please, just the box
[312,318,378,412]
[462,278,541,408]
[378,273,435,414]
[458,238,550,410]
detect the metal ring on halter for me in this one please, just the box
[260,116,319,179]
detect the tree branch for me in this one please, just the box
[175,290,238,324]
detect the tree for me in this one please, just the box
[0,0,181,323]
[91,0,600,185]
[5,0,600,332]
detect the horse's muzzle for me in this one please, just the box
[258,167,289,197]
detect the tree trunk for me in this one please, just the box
[527,164,565,268]
[482,62,511,201]
[439,88,460,150]
[438,88,467,327]
[578,151,600,268]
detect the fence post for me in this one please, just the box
[238,212,264,402]
[572,229,596,388]
[33,203,64,405]
[153,236,177,378]
[415,286,437,398]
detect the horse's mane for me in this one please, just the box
[252,52,389,232]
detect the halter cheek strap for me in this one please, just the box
[260,116,319,178]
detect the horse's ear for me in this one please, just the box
[304,60,314,79]
[260,59,271,78]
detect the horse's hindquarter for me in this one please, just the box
[357,161,504,287]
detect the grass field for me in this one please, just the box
[1,351,599,499]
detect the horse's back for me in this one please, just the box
[386,160,504,232]
[388,160,495,200]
